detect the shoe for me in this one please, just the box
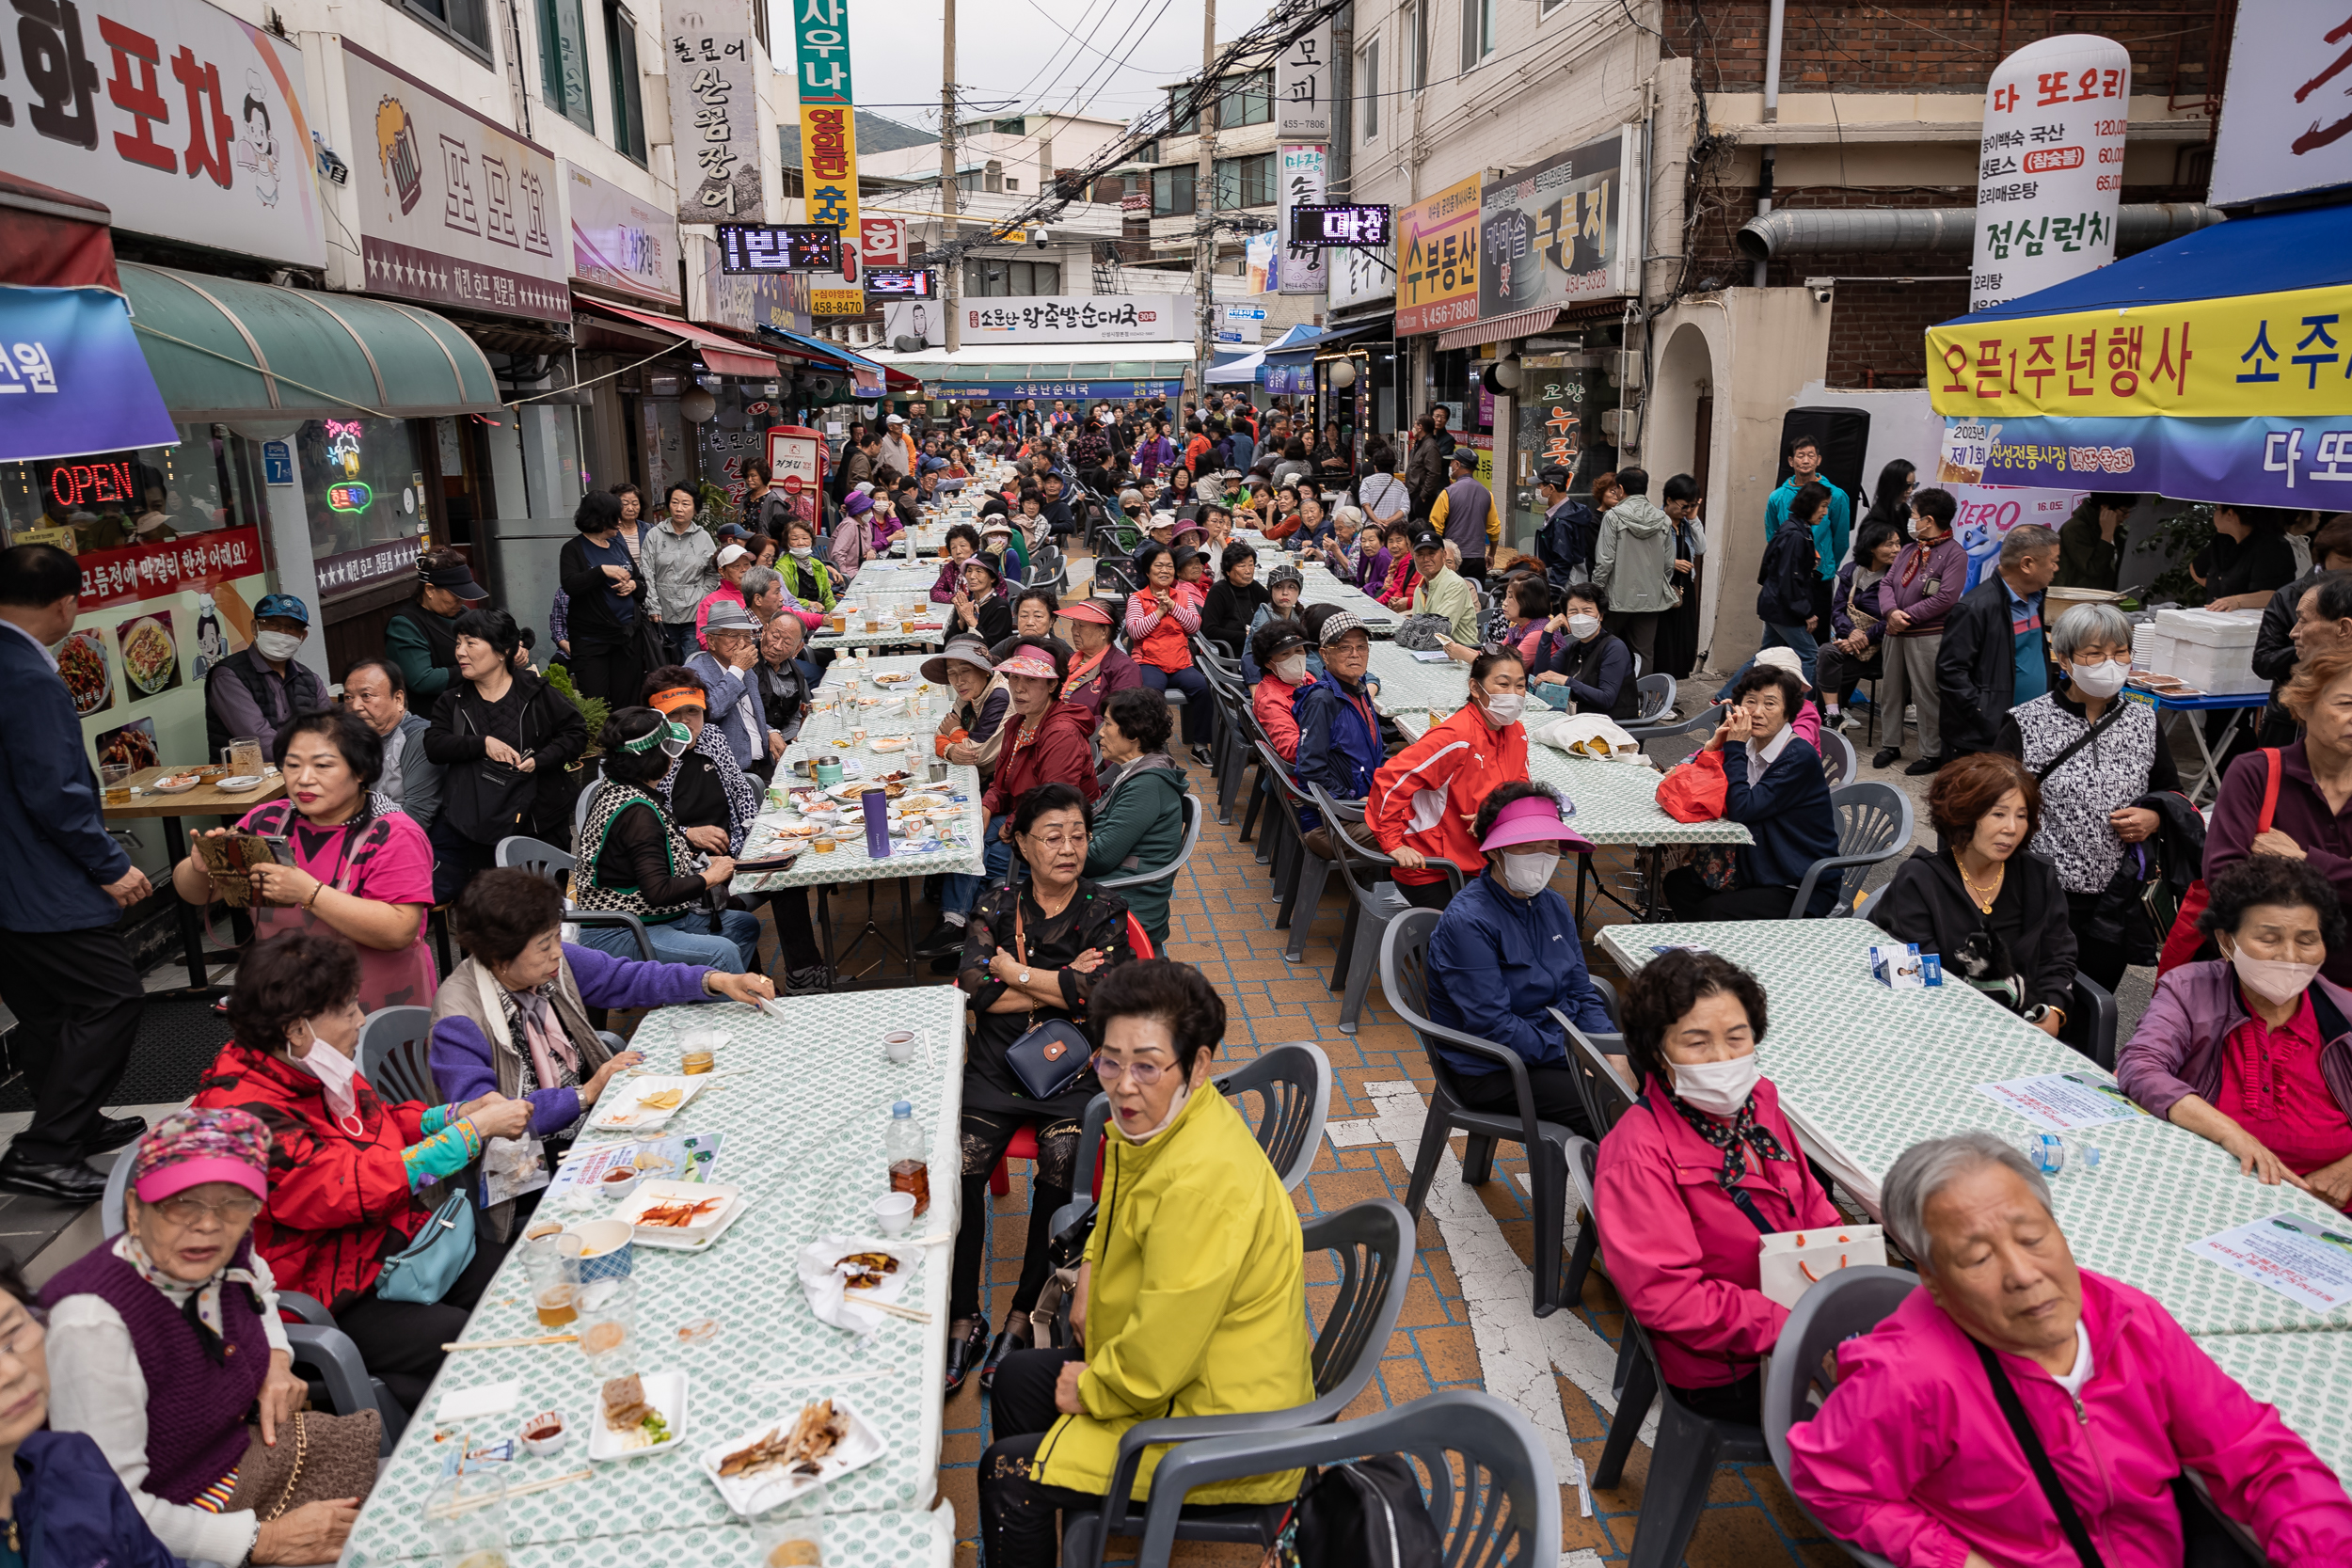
[928,952,963,976]
[1904,753,1946,776]
[82,1115,147,1155]
[1827,711,1853,734]
[783,964,830,995]
[944,1316,989,1396]
[914,918,966,959]
[1871,747,1902,769]
[979,1314,1035,1392]
[0,1152,108,1204]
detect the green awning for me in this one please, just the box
[120,262,507,422]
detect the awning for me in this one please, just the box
[0,286,176,462]
[758,326,914,395]
[1923,206,2352,507]
[0,173,119,292]
[1438,305,1560,352]
[588,301,777,378]
[122,262,506,422]
[1206,348,1263,386]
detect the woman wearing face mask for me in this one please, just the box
[570,707,759,973]
[1593,948,1840,1423]
[1368,649,1534,911]
[776,519,839,610]
[1248,621,1317,763]
[977,960,1313,1568]
[2121,856,2352,1211]
[192,930,530,1413]
[1424,784,1614,1138]
[1662,664,1842,922]
[1996,602,2178,991]
[1531,583,1637,719]
[1870,752,2078,1037]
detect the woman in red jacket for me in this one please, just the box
[1367,648,1532,909]
[918,640,1104,968]
[192,928,532,1410]
[1124,542,1214,761]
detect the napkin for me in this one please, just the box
[797,1234,922,1338]
[435,1380,521,1423]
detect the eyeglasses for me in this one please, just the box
[153,1194,265,1227]
[1091,1053,1175,1086]
[1025,830,1089,849]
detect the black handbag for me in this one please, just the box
[1000,894,1093,1101]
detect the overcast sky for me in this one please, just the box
[828,0,1266,134]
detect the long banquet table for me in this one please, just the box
[342,987,966,1565]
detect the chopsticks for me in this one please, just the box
[441,1333,578,1351]
[429,1467,593,1517]
[862,1298,933,1323]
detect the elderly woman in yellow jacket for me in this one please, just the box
[977,960,1314,1567]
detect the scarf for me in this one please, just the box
[113,1232,259,1368]
[1661,1085,1796,1196]
[660,725,761,851]
[1062,648,1108,701]
[500,978,579,1092]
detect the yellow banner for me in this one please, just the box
[1395,173,1482,337]
[798,103,863,316]
[1926,284,2352,420]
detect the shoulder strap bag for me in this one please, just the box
[612,527,674,673]
[1000,892,1093,1101]
[1973,1339,2106,1568]
[2032,698,2126,784]
[2158,749,2280,973]
[373,1184,478,1305]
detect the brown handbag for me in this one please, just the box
[222,1409,383,1518]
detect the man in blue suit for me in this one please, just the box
[0,544,149,1202]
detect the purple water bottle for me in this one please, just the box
[861,786,891,858]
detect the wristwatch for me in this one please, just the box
[1018,968,1032,985]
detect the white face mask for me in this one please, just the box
[1115,1081,1192,1146]
[295,1030,367,1132]
[1482,690,1527,726]
[1498,850,1559,897]
[1673,1053,1760,1117]
[789,546,813,559]
[1272,653,1309,684]
[2228,946,2322,1006]
[2069,657,2128,699]
[1566,613,1601,641]
[254,628,304,663]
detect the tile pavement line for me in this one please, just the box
[1366,1079,1646,1519]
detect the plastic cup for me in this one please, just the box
[872,1192,915,1235]
[882,1030,916,1064]
[526,1233,582,1327]
[426,1470,508,1568]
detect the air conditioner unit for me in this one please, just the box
[1598,406,1630,443]
[1613,350,1645,391]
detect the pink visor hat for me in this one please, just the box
[131,1106,272,1204]
[1479,793,1594,854]
[994,651,1060,682]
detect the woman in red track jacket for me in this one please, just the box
[1367,649,1532,909]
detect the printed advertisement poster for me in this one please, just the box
[1395,173,1481,336]
[884,295,1193,346]
[2210,2,2352,207]
[1968,33,2130,312]
[1973,1071,2147,1132]
[1328,234,1397,312]
[72,531,269,771]
[1478,132,1630,319]
[793,0,864,315]
[0,0,324,267]
[566,160,680,307]
[344,42,565,321]
[2186,1212,2352,1315]
[1279,145,1328,295]
[1938,418,2083,588]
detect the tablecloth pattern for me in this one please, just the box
[342,989,967,1566]
[447,1506,956,1568]
[2196,1331,2352,1483]
[1391,712,1751,848]
[1596,920,2352,1336]
[1367,644,1475,715]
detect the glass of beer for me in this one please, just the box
[526,1233,582,1328]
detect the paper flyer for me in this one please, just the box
[2185,1212,2352,1315]
[549,1132,724,1201]
[1973,1072,2149,1132]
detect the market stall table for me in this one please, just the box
[2196,1331,2352,1484]
[1596,919,2352,1337]
[412,1510,957,1568]
[806,572,950,653]
[341,987,966,1567]
[2122,686,2270,803]
[1368,643,1475,715]
[101,765,286,992]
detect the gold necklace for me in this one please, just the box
[1955,849,2005,912]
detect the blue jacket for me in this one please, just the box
[0,626,131,932]
[13,1429,179,1568]
[1724,736,1840,914]
[1425,871,1614,1078]
[1292,675,1383,832]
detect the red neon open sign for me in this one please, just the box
[50,461,137,510]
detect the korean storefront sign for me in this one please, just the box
[344,42,565,321]
[688,233,811,334]
[1275,19,1331,141]
[1395,173,1481,336]
[2211,3,2352,207]
[565,160,681,307]
[1478,130,1633,318]
[792,0,864,317]
[1279,146,1327,296]
[933,380,1184,401]
[660,0,762,227]
[0,0,323,268]
[897,294,1194,345]
[1968,33,2129,312]
[0,287,178,464]
[858,217,906,266]
[1327,233,1397,312]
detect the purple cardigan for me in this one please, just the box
[1881,535,1967,636]
[430,941,718,1136]
[2116,958,2352,1122]
[2206,741,2352,987]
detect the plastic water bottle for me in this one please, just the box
[884,1100,930,1216]
[2024,1132,2067,1175]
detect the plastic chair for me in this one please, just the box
[571,761,601,847]
[1379,910,1578,1316]
[356,1005,437,1106]
[1209,680,1261,827]
[1761,1266,1915,1568]
[274,1291,409,1452]
[1632,672,1677,725]
[1060,1199,1415,1568]
[2073,973,2119,1069]
[1819,726,1858,788]
[1250,741,1343,960]
[1553,1008,1635,1140]
[1790,783,1915,919]
[1092,793,1205,900]
[1214,1041,1333,1191]
[1564,1139,1641,1400]
[1309,783,1462,1034]
[1128,1389,1559,1568]
[493,835,659,960]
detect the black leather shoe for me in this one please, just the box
[979,1314,1034,1392]
[82,1115,148,1155]
[783,965,831,995]
[943,1317,989,1396]
[1903,753,1946,776]
[1871,747,1902,769]
[914,919,966,959]
[0,1152,108,1204]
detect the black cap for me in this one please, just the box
[1538,465,1571,488]
[1450,450,1476,468]
[969,550,1005,582]
[420,557,488,601]
[1410,529,1444,554]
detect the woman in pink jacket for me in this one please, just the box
[1593,948,1837,1420]
[1788,1132,2352,1568]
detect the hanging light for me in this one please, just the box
[1326,358,1358,388]
[679,388,718,423]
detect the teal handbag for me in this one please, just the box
[373,1188,477,1305]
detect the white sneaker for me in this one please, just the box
[1828,711,1855,734]
[1904,705,1918,723]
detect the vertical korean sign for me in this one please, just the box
[1276,19,1331,141]
[794,0,864,317]
[1969,33,2129,312]
[1279,145,1327,295]
[1394,172,1481,335]
[660,0,762,225]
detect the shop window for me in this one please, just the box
[393,0,493,60]
[1220,69,1272,128]
[993,116,1025,135]
[1214,152,1276,211]
[302,418,428,600]
[540,0,596,133]
[961,260,1062,298]
[1152,165,1195,218]
[1360,40,1379,139]
[605,0,647,164]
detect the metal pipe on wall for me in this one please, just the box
[1754,0,1786,288]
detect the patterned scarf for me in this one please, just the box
[113,1232,259,1368]
[499,979,580,1093]
[1661,1084,1797,1196]
[660,726,760,852]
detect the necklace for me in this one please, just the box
[1955,849,2005,912]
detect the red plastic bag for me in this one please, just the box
[2157,748,2279,974]
[1656,750,1728,823]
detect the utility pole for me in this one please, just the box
[1191,0,1216,412]
[942,0,961,354]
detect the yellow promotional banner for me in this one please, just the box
[1925,283,2352,420]
[798,103,863,316]
[1395,173,1482,337]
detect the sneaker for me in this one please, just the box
[1871,747,1902,769]
[914,917,966,959]
[1827,711,1854,734]
[1903,753,1946,776]
[1904,705,1918,723]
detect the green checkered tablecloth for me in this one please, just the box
[1596,920,2352,1337]
[342,989,966,1566]
[1391,712,1750,849]
[1297,562,1396,633]
[1368,645,1475,715]
[2197,1331,2352,1482]
[442,1507,957,1568]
